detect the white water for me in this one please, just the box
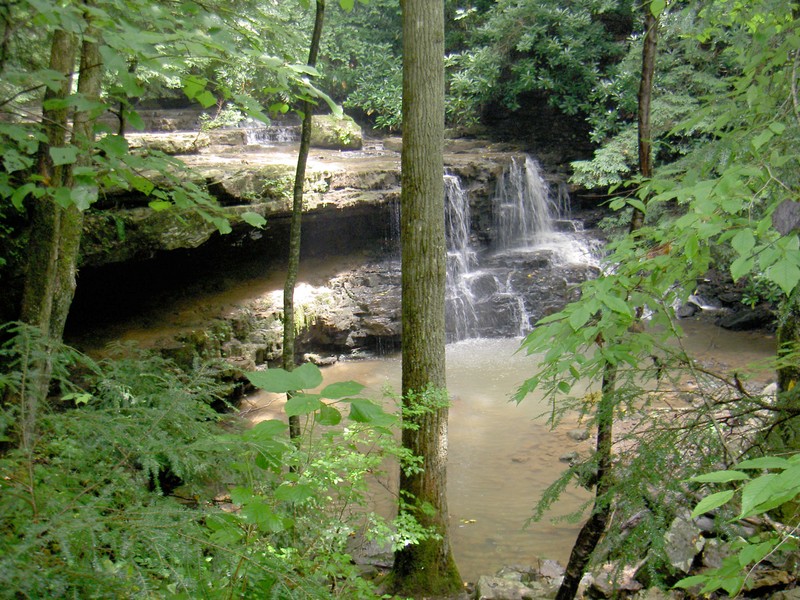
[245,125,300,145]
[443,156,597,340]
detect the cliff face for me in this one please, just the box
[78,136,521,268]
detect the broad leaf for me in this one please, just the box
[284,393,322,417]
[317,404,342,426]
[274,483,315,503]
[765,260,800,295]
[689,470,749,483]
[691,490,734,518]
[247,362,323,392]
[735,456,789,470]
[348,398,394,425]
[49,146,78,166]
[241,211,266,228]
[320,380,365,399]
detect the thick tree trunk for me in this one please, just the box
[283,0,325,440]
[17,19,102,451]
[390,0,461,593]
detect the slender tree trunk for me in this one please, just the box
[557,6,658,598]
[772,287,800,451]
[629,8,658,233]
[17,16,102,451]
[556,366,617,600]
[283,0,325,440]
[390,0,461,593]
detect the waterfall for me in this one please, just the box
[492,155,566,249]
[444,175,479,340]
[245,125,300,145]
[443,155,597,341]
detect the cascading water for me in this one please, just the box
[244,125,300,146]
[493,155,566,249]
[444,175,479,340]
[443,155,598,341]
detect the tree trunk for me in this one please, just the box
[17,17,102,451]
[282,0,325,440]
[390,0,461,593]
[557,6,658,597]
[629,7,658,233]
[772,287,800,451]
[556,366,617,600]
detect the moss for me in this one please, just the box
[388,535,463,596]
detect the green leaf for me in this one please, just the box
[739,473,777,518]
[284,393,322,417]
[3,148,33,173]
[339,0,355,11]
[738,541,774,567]
[241,211,266,228]
[10,183,37,210]
[53,186,72,208]
[689,470,749,483]
[241,500,285,532]
[195,90,217,109]
[148,200,172,211]
[97,134,129,158]
[674,575,708,589]
[731,229,755,256]
[765,260,800,295]
[182,75,207,100]
[735,456,789,470]
[320,380,365,399]
[602,294,631,316]
[348,398,394,425]
[318,404,342,426]
[650,0,666,17]
[71,185,98,210]
[246,363,323,393]
[730,255,755,282]
[49,146,79,166]
[292,362,324,388]
[274,483,315,503]
[691,489,734,518]
[568,303,593,331]
[246,419,288,440]
[751,129,773,151]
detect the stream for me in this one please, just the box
[239,321,776,583]
[63,140,779,584]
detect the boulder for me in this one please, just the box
[127,131,211,154]
[310,114,363,150]
[473,575,549,600]
[663,516,704,574]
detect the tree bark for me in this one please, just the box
[555,366,617,600]
[390,0,461,593]
[283,0,325,440]
[629,7,658,233]
[16,15,102,451]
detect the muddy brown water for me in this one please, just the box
[69,253,777,583]
[240,321,777,583]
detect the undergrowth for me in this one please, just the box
[0,322,412,599]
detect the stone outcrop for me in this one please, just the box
[78,134,519,268]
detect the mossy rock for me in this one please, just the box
[310,114,363,150]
